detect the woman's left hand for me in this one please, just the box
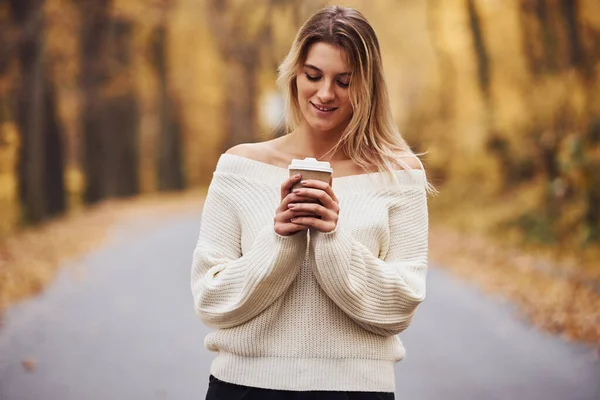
[287,179,339,233]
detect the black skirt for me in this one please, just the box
[206,375,395,400]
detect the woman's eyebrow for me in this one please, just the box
[304,63,351,76]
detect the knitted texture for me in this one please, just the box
[191,154,429,392]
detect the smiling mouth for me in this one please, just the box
[311,102,338,112]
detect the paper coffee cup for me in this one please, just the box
[288,157,333,190]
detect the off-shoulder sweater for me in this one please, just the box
[191,153,429,392]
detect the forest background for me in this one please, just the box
[0,0,599,348]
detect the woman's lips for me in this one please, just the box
[311,102,338,115]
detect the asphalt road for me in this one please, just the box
[0,209,599,400]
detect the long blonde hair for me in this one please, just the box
[277,6,432,187]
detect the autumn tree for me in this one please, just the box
[150,5,185,192]
[513,0,600,243]
[9,0,66,224]
[78,0,140,203]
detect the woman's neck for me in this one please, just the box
[282,123,348,161]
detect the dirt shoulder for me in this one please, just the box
[429,226,600,352]
[0,190,205,316]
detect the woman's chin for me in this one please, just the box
[307,120,341,134]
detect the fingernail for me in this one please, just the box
[288,203,296,208]
[294,174,301,179]
[300,180,307,185]
[293,189,300,193]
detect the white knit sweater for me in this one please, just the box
[191,153,428,392]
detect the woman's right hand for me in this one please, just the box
[274,174,318,236]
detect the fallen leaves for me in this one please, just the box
[0,189,205,316]
[430,225,600,352]
[21,358,36,372]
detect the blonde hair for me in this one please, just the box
[277,5,433,190]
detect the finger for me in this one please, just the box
[274,222,309,236]
[281,174,303,200]
[287,192,319,203]
[279,193,319,210]
[298,179,338,203]
[276,208,319,222]
[289,216,336,233]
[288,204,338,224]
[292,188,338,211]
[287,202,329,218]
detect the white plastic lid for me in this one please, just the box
[288,157,333,173]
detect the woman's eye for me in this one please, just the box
[337,80,350,88]
[305,74,320,81]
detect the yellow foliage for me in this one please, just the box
[0,122,19,236]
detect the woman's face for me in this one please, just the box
[296,42,353,135]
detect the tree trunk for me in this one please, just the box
[426,0,457,121]
[206,0,271,151]
[466,0,490,98]
[103,90,140,197]
[520,0,560,76]
[560,0,586,74]
[223,59,258,150]
[79,0,111,204]
[105,18,139,197]
[466,0,516,189]
[10,0,66,224]
[79,2,139,202]
[150,25,185,191]
[43,78,66,216]
[534,0,559,74]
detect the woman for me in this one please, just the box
[191,5,430,399]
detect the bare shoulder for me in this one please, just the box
[226,143,256,157]
[225,142,267,159]
[225,140,280,165]
[395,152,423,170]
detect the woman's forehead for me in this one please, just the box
[304,42,351,74]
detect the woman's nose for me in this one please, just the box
[317,82,335,102]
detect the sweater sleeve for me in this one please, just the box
[309,186,428,336]
[191,175,307,329]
